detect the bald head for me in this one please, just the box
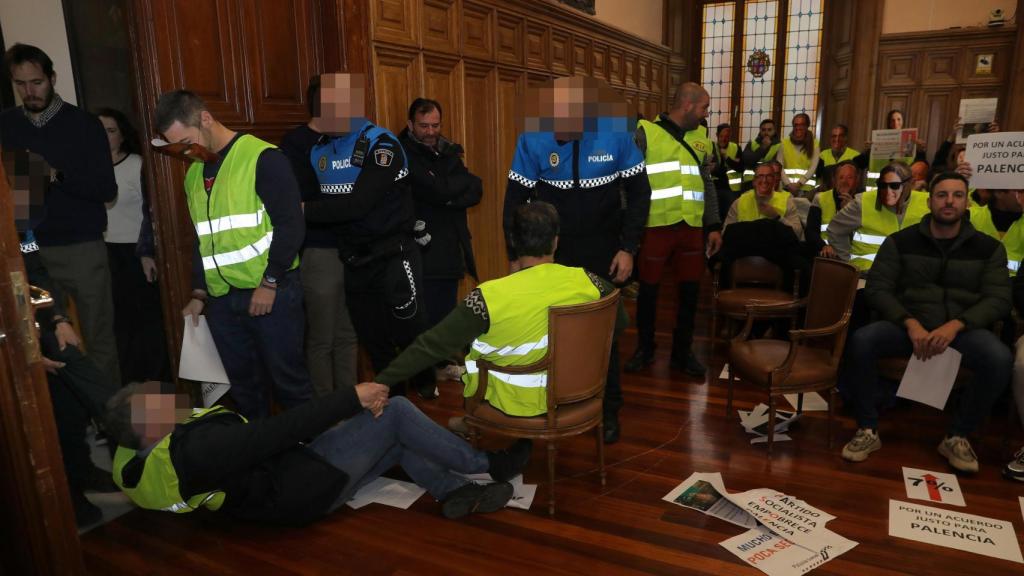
[668,82,710,131]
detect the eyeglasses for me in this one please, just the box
[877,179,909,191]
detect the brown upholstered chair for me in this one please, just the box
[710,256,800,350]
[463,290,620,516]
[726,258,859,455]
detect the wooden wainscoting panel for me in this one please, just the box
[922,50,959,86]
[591,41,608,82]
[879,52,916,87]
[242,0,318,126]
[572,36,591,76]
[372,0,418,46]
[624,52,639,89]
[423,55,465,145]
[920,88,956,159]
[551,28,573,75]
[496,12,525,67]
[651,59,664,97]
[608,47,624,86]
[525,23,550,70]
[463,63,501,282]
[877,91,912,127]
[422,0,459,54]
[374,47,423,133]
[462,1,495,61]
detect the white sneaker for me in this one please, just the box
[842,428,881,462]
[938,436,979,473]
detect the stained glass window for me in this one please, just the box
[781,0,824,132]
[700,2,736,131]
[738,1,779,145]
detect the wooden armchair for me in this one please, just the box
[710,256,800,351]
[726,258,859,455]
[464,290,620,516]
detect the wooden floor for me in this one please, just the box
[81,280,1024,575]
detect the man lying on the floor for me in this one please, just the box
[103,381,531,525]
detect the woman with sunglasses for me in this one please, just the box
[822,161,930,272]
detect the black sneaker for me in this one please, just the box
[624,347,655,373]
[487,439,532,482]
[441,482,514,519]
[72,490,102,528]
[603,413,620,444]
[671,351,707,378]
[1002,446,1024,481]
[415,381,439,400]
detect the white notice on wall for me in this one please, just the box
[888,500,1023,563]
[957,98,998,143]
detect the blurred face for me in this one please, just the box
[552,81,586,137]
[754,166,775,197]
[889,111,904,129]
[3,148,49,230]
[830,127,847,151]
[130,391,192,447]
[771,163,782,188]
[161,113,212,150]
[759,122,776,141]
[792,116,809,140]
[929,179,968,225]
[1015,190,1024,211]
[317,73,367,135]
[10,62,54,113]
[956,148,966,164]
[835,165,857,194]
[99,116,124,156]
[409,108,441,147]
[878,172,906,208]
[680,92,710,131]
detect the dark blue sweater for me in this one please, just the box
[0,103,116,246]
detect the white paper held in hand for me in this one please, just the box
[896,347,961,410]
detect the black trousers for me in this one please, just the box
[345,244,433,391]
[554,235,623,417]
[107,243,170,384]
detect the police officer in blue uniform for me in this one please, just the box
[302,73,435,398]
[503,77,652,443]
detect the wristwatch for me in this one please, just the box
[261,274,278,289]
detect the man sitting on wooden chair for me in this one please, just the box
[368,201,621,425]
[840,172,1011,473]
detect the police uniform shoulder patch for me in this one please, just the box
[374,148,394,167]
[549,152,559,167]
[317,155,328,172]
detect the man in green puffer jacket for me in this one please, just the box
[840,171,1012,474]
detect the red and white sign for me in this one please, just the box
[902,467,965,507]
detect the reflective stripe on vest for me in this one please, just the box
[999,216,1024,276]
[849,190,930,271]
[821,147,859,167]
[639,119,707,228]
[818,191,838,240]
[781,137,818,191]
[735,190,791,223]
[184,135,299,296]
[464,264,600,416]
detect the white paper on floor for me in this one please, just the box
[346,477,427,510]
[664,472,858,575]
[783,392,828,412]
[889,500,1022,563]
[719,364,731,380]
[901,467,965,507]
[738,404,800,444]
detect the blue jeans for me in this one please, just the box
[843,321,1011,436]
[310,397,486,509]
[205,272,313,418]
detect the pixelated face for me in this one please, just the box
[522,76,631,138]
[835,164,857,194]
[3,148,50,230]
[889,111,904,130]
[759,122,776,141]
[955,148,966,165]
[317,73,366,135]
[130,386,192,445]
[929,179,968,224]
[830,127,846,150]
[10,62,54,113]
[753,166,775,197]
[910,161,928,183]
[410,108,441,147]
[792,116,809,140]
[1014,190,1024,211]
[99,116,124,155]
[770,163,782,188]
[717,126,732,144]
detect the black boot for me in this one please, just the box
[441,482,514,519]
[670,282,706,378]
[487,439,533,482]
[625,282,659,374]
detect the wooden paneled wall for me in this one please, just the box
[873,27,1016,161]
[367,0,673,284]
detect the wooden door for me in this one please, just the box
[0,162,85,574]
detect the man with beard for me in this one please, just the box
[841,172,1011,473]
[1,43,120,390]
